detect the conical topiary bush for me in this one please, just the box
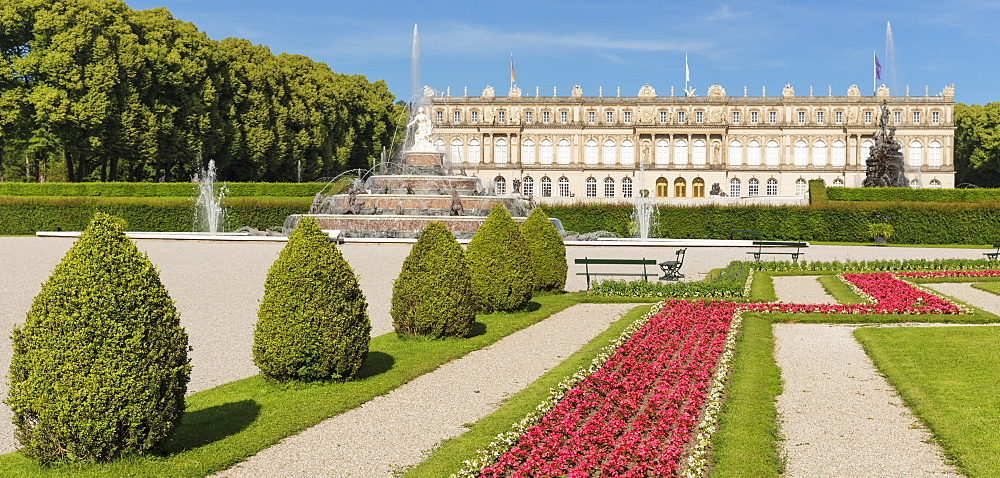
[520,207,567,292]
[391,222,476,337]
[5,212,191,463]
[253,217,371,381]
[466,204,535,313]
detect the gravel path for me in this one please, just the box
[774,323,961,478]
[924,282,1000,316]
[772,275,838,304]
[215,302,643,477]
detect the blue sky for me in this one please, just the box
[122,0,1000,105]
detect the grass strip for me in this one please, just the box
[709,313,783,477]
[0,294,583,477]
[854,326,1000,477]
[817,275,867,304]
[750,271,776,302]
[403,303,653,477]
[971,281,1000,295]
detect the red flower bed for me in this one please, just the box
[896,270,1000,279]
[477,300,738,477]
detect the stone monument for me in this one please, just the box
[863,101,908,188]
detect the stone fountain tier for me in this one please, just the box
[323,193,521,217]
[287,214,526,239]
[364,174,481,195]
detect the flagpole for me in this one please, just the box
[685,53,689,93]
[510,52,515,91]
[873,50,876,95]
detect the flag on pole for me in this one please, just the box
[510,53,516,84]
[874,51,881,80]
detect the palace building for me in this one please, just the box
[426,83,956,203]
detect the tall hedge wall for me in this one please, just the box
[826,187,1000,202]
[0,197,309,234]
[0,181,343,197]
[546,202,1000,244]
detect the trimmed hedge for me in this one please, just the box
[589,261,752,298]
[808,179,828,204]
[6,213,190,463]
[0,181,342,197]
[466,205,535,313]
[826,187,1000,202]
[0,197,310,234]
[519,208,568,292]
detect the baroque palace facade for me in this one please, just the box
[426,83,956,203]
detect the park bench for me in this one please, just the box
[658,248,686,281]
[747,241,808,262]
[985,243,1000,260]
[575,258,659,289]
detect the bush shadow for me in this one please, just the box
[157,399,261,454]
[465,321,487,338]
[354,351,395,380]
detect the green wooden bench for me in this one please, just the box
[985,243,1000,260]
[574,258,659,289]
[748,241,808,262]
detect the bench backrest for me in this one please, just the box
[574,258,657,265]
[752,241,808,247]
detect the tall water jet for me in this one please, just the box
[885,22,898,94]
[631,161,653,240]
[411,24,420,102]
[194,159,227,233]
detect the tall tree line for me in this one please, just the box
[955,102,1000,187]
[0,0,405,182]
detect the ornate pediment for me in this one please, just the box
[571,85,583,98]
[508,85,522,97]
[782,84,795,97]
[637,84,657,97]
[707,83,726,97]
[940,83,955,97]
[847,84,861,97]
[481,85,495,98]
[876,84,890,97]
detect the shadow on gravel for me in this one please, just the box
[158,399,261,454]
[354,351,395,379]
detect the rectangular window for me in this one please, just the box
[606,111,614,123]
[436,111,443,123]
[798,111,806,123]
[678,111,686,123]
[453,111,461,123]
[750,111,758,124]
[769,111,777,123]
[497,111,505,123]
[695,111,703,123]
[623,111,632,123]
[913,111,921,124]
[835,111,843,123]
[894,111,901,124]
[588,111,595,123]
[932,111,940,123]
[471,111,478,123]
[542,111,550,123]
[865,111,873,123]
[560,111,568,123]
[660,111,667,123]
[525,111,532,123]
[816,111,824,123]
[732,111,740,123]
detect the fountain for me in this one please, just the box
[194,159,227,233]
[862,102,908,187]
[631,189,654,240]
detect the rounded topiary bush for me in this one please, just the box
[6,212,191,463]
[466,204,535,313]
[253,217,371,381]
[520,207,568,292]
[391,222,475,337]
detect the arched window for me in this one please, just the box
[910,178,921,189]
[450,138,463,164]
[748,178,760,196]
[603,139,616,165]
[434,138,446,153]
[494,176,506,195]
[622,177,634,198]
[766,178,778,195]
[794,140,808,167]
[604,177,615,198]
[692,177,705,198]
[522,176,534,196]
[674,177,687,198]
[748,140,761,167]
[929,179,942,189]
[558,176,571,196]
[729,178,741,197]
[765,140,779,167]
[832,178,845,187]
[813,140,827,167]
[795,178,807,196]
[557,139,571,165]
[621,140,634,166]
[656,177,669,198]
[540,139,553,165]
[929,141,942,167]
[656,139,670,165]
[675,140,688,166]
[521,139,535,165]
[540,176,552,197]
[862,140,873,162]
[909,140,923,168]
[585,177,597,197]
[832,140,846,167]
[585,139,598,165]
[494,138,508,166]
[469,139,481,164]
[693,140,706,167]
[729,140,742,167]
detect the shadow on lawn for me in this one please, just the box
[354,351,395,380]
[157,399,261,454]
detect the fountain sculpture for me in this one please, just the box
[194,159,227,233]
[862,102,908,188]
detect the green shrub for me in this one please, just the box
[808,179,828,204]
[5,212,191,463]
[590,261,752,298]
[253,217,371,381]
[826,187,1000,202]
[391,222,476,337]
[0,181,342,197]
[466,205,535,313]
[520,208,568,292]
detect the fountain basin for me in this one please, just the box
[287,214,526,239]
[322,193,523,217]
[365,174,481,195]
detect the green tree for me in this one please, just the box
[391,222,476,337]
[520,207,567,292]
[465,204,535,313]
[955,102,1000,187]
[253,217,371,381]
[6,212,190,463]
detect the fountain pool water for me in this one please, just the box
[194,159,227,234]
[632,192,654,240]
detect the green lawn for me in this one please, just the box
[971,281,1000,295]
[0,294,584,477]
[855,326,1000,477]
